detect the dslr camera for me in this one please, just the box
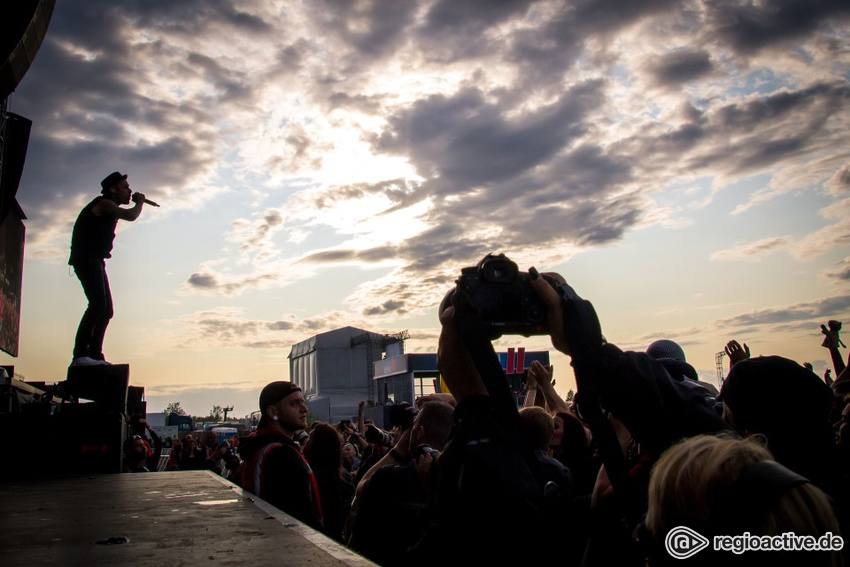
[364,424,395,447]
[389,402,418,430]
[442,253,552,339]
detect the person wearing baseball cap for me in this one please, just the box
[68,171,148,366]
[237,381,324,530]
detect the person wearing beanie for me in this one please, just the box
[647,338,720,398]
[237,381,324,530]
[645,339,687,362]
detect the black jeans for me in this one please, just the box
[72,258,113,360]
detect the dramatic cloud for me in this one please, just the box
[363,300,407,316]
[796,199,850,258]
[184,269,281,296]
[645,50,715,88]
[165,306,407,352]
[823,257,850,282]
[10,1,850,404]
[17,1,850,270]
[826,166,850,196]
[705,0,850,55]
[711,198,850,262]
[152,0,850,325]
[710,236,792,262]
[717,295,850,328]
[232,209,285,255]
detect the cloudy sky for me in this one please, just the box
[4,0,850,417]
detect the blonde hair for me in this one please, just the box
[646,434,841,566]
[647,434,770,533]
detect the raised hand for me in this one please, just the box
[528,360,553,387]
[724,340,750,367]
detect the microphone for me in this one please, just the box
[133,192,160,207]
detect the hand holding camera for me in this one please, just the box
[438,253,604,405]
[440,253,555,339]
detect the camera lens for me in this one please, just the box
[364,424,395,447]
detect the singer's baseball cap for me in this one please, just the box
[101,171,127,192]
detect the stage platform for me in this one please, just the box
[0,470,374,566]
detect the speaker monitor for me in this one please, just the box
[0,113,32,223]
[65,364,129,414]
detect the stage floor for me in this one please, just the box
[0,470,374,566]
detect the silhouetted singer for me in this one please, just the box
[68,171,151,366]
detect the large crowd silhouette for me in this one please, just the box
[131,260,849,566]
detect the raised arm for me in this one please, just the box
[528,360,569,414]
[357,400,366,434]
[822,321,847,376]
[141,419,162,469]
[436,305,489,403]
[522,370,538,408]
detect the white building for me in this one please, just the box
[288,326,408,425]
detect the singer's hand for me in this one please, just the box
[131,192,146,204]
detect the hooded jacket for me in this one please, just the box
[238,428,323,530]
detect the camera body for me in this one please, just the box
[446,253,550,339]
[389,402,418,430]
